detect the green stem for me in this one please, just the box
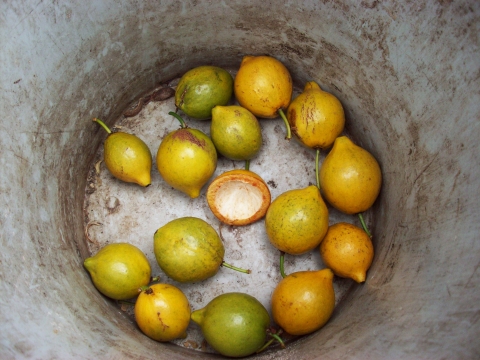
[315,148,321,190]
[168,111,187,128]
[280,252,287,278]
[222,261,251,274]
[358,213,372,238]
[270,333,286,348]
[277,109,292,140]
[93,118,112,134]
[245,159,250,170]
[256,329,285,353]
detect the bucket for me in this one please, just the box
[1,1,479,359]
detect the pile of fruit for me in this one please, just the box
[85,55,382,357]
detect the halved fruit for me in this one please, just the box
[206,169,271,226]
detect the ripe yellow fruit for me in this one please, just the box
[320,222,374,283]
[286,81,345,149]
[319,136,382,214]
[265,185,329,255]
[134,283,191,342]
[234,55,293,118]
[271,268,335,336]
[83,243,151,300]
[206,169,271,226]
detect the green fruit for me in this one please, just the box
[83,243,151,300]
[153,217,224,283]
[265,185,329,255]
[175,65,233,120]
[191,292,270,357]
[210,105,263,161]
[93,118,152,187]
[156,113,217,198]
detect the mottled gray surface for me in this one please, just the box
[1,1,479,359]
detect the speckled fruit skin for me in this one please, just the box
[191,292,270,357]
[175,65,233,120]
[153,217,224,283]
[265,185,329,255]
[271,269,335,336]
[134,283,191,342]
[234,55,293,118]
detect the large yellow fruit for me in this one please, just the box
[319,136,382,214]
[234,55,293,118]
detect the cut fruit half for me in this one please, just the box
[206,169,271,226]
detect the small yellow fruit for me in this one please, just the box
[319,136,382,214]
[175,65,233,120]
[320,222,374,283]
[286,81,345,149]
[206,169,271,226]
[156,127,217,198]
[265,185,329,255]
[234,55,293,118]
[83,243,151,300]
[271,269,335,336]
[210,105,263,161]
[134,283,191,342]
[94,118,152,187]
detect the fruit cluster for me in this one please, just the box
[86,55,382,357]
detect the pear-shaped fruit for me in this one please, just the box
[83,242,151,300]
[271,269,335,336]
[156,112,217,198]
[206,169,271,226]
[134,283,191,342]
[93,118,152,187]
[320,222,374,283]
[191,292,270,357]
[286,81,345,149]
[175,65,233,120]
[319,136,382,214]
[153,217,249,283]
[265,185,329,255]
[210,105,263,161]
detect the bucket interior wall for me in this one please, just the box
[1,1,479,359]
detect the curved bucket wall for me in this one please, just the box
[1,1,479,359]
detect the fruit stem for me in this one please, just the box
[315,148,321,190]
[280,252,287,278]
[277,109,292,140]
[93,118,112,134]
[245,159,250,170]
[256,329,285,353]
[168,111,187,128]
[358,213,372,238]
[221,261,251,274]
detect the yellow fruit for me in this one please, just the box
[83,243,151,300]
[94,118,152,187]
[134,283,191,342]
[175,65,233,119]
[319,136,382,214]
[320,222,374,283]
[206,169,271,226]
[210,105,262,161]
[234,55,293,118]
[153,217,224,283]
[271,268,335,336]
[286,81,345,149]
[191,292,270,357]
[156,125,217,198]
[265,185,329,255]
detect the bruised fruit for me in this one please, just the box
[175,65,233,120]
[206,169,271,226]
